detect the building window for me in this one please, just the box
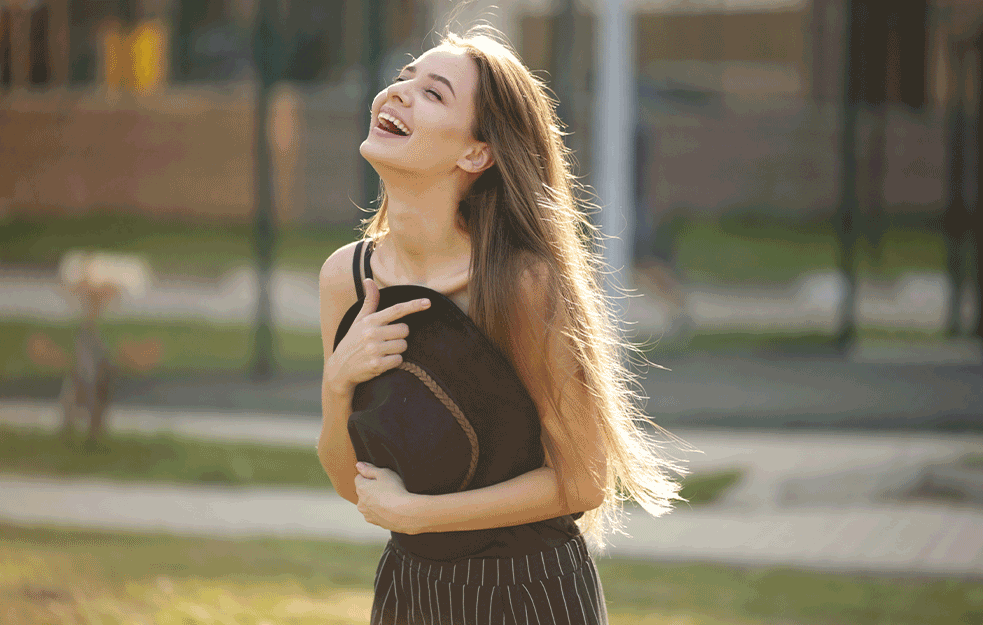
[1,9,11,89]
[172,0,251,82]
[69,0,138,85]
[284,0,345,82]
[30,5,51,85]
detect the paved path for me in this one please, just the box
[3,401,983,576]
[3,400,979,507]
[2,475,981,577]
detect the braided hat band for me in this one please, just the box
[397,361,479,492]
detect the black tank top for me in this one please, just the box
[348,239,581,562]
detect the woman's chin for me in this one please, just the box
[361,130,407,157]
[360,141,399,166]
[361,145,419,178]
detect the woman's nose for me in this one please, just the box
[387,80,411,101]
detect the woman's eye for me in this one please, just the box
[391,78,442,101]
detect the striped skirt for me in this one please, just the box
[371,534,608,625]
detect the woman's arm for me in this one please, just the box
[317,244,360,504]
[318,244,432,504]
[355,261,607,533]
[356,463,601,535]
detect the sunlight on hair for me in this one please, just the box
[360,21,697,552]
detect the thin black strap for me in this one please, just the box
[352,240,366,300]
[363,239,375,280]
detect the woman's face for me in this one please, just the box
[360,46,493,180]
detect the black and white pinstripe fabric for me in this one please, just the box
[371,534,608,625]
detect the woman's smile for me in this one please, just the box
[370,123,411,139]
[372,108,413,139]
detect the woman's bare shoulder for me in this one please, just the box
[318,240,366,352]
[319,240,363,297]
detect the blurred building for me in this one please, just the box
[2,0,983,229]
[0,0,426,226]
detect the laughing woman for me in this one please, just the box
[317,24,685,625]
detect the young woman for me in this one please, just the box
[317,24,685,625]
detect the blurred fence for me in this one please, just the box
[0,81,367,227]
[636,95,948,222]
[1,87,953,229]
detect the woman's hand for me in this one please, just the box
[326,278,430,396]
[354,462,424,534]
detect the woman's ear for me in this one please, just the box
[459,142,494,174]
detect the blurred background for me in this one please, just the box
[1,0,983,624]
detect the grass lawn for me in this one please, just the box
[654,327,952,357]
[2,523,981,625]
[1,210,949,285]
[1,317,960,382]
[0,319,325,379]
[0,426,332,490]
[0,210,354,278]
[0,426,739,507]
[671,216,948,285]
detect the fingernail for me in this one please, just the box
[421,299,430,307]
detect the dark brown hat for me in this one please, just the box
[333,284,545,497]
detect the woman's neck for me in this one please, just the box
[377,182,471,286]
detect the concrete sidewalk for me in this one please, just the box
[3,401,982,576]
[3,474,981,577]
[3,400,980,506]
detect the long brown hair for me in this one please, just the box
[362,23,688,550]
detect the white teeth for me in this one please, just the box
[379,112,410,135]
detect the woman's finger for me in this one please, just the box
[353,279,380,321]
[370,353,403,374]
[373,298,430,325]
[379,338,408,356]
[377,323,410,340]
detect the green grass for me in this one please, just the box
[671,217,947,285]
[678,469,743,506]
[2,523,981,625]
[4,317,960,382]
[639,327,958,360]
[0,426,332,489]
[2,210,950,285]
[0,319,325,378]
[959,454,983,469]
[0,426,741,506]
[0,209,354,277]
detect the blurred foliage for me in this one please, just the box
[0,426,331,488]
[0,319,324,379]
[2,523,982,625]
[0,210,354,277]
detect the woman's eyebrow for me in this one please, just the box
[401,65,456,99]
